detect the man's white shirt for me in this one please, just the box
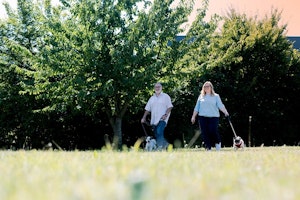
[145,92,173,125]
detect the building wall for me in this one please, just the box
[287,37,300,50]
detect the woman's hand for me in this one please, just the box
[191,116,196,124]
[191,111,198,124]
[224,111,229,117]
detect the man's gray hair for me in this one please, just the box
[154,82,162,87]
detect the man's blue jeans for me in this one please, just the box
[153,120,168,150]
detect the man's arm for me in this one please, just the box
[141,110,150,123]
[161,107,173,120]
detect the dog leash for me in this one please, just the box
[141,122,149,137]
[227,116,238,138]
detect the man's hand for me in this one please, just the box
[160,114,168,120]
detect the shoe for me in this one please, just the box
[215,143,221,151]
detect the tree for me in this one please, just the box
[156,0,220,147]
[198,9,300,145]
[0,0,51,149]
[14,0,195,149]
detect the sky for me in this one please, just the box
[0,0,299,36]
[198,0,300,36]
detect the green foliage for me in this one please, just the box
[198,9,300,145]
[1,0,196,149]
[166,0,220,143]
[0,0,49,148]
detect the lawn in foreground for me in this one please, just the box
[0,147,299,200]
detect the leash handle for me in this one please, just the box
[227,116,238,138]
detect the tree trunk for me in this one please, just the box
[112,117,122,150]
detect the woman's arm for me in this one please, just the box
[220,107,229,116]
[191,111,198,124]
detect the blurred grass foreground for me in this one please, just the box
[0,147,299,200]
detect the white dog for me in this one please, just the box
[233,136,245,150]
[145,136,157,151]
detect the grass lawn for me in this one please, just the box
[0,146,299,200]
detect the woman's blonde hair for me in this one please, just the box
[200,81,216,97]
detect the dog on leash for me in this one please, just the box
[145,136,157,151]
[233,136,245,150]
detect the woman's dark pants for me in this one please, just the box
[198,116,220,150]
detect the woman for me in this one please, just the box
[191,81,229,151]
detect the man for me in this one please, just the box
[141,82,173,150]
